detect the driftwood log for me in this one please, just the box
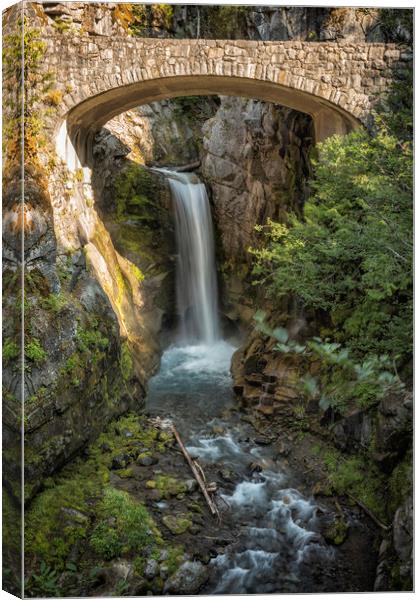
[171,424,220,520]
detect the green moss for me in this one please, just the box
[25,473,96,569]
[116,468,134,479]
[323,517,348,545]
[3,338,19,362]
[388,450,413,516]
[25,413,171,589]
[114,164,158,222]
[120,341,134,382]
[150,475,187,499]
[130,263,144,282]
[161,545,184,576]
[76,327,109,353]
[90,487,162,559]
[62,353,83,387]
[25,338,47,364]
[321,448,387,521]
[40,292,67,313]
[162,514,192,535]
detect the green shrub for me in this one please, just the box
[254,311,404,413]
[3,339,19,362]
[90,487,161,559]
[251,67,412,378]
[25,338,47,364]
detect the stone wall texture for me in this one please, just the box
[43,36,408,142]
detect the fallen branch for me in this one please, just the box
[171,424,220,520]
[347,493,390,531]
[175,160,201,172]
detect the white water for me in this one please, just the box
[145,169,337,593]
[157,169,220,344]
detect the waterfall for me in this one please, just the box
[158,169,220,344]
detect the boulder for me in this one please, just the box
[163,561,209,595]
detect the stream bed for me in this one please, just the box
[145,341,350,594]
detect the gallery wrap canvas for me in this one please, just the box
[2,1,413,597]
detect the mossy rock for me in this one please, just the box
[324,517,349,545]
[116,468,134,479]
[162,514,193,535]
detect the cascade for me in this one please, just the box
[158,169,220,344]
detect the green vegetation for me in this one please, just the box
[25,338,47,364]
[316,446,388,522]
[25,414,175,596]
[3,339,19,363]
[251,71,413,417]
[120,341,134,382]
[254,312,403,414]
[113,163,158,222]
[114,4,174,36]
[2,18,56,164]
[90,487,162,559]
[40,292,67,313]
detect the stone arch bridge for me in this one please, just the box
[42,35,407,162]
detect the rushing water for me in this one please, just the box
[145,170,337,593]
[157,169,220,343]
[146,342,335,593]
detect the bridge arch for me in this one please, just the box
[41,37,403,164]
[66,72,359,165]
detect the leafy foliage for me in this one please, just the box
[25,338,47,364]
[251,101,412,375]
[3,339,20,362]
[254,311,404,413]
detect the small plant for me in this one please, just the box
[41,293,67,313]
[120,342,133,382]
[45,89,63,106]
[25,339,47,364]
[25,562,61,597]
[3,339,20,362]
[130,263,144,282]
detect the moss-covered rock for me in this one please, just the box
[324,517,349,545]
[162,514,193,535]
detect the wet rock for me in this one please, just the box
[163,561,209,595]
[374,392,413,471]
[144,559,159,580]
[218,468,237,483]
[185,479,198,493]
[189,524,202,535]
[212,425,225,435]
[111,453,129,470]
[244,355,268,375]
[137,454,158,467]
[159,564,170,580]
[393,496,413,581]
[332,408,373,452]
[248,461,263,473]
[233,384,244,396]
[254,436,271,446]
[129,577,148,596]
[274,440,290,457]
